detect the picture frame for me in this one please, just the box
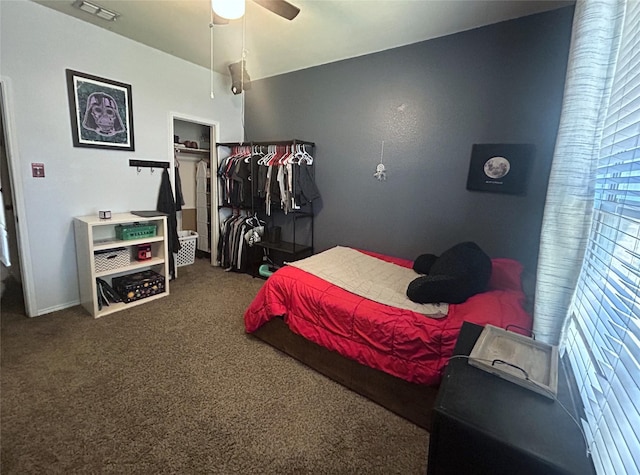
[466,143,535,195]
[66,69,135,151]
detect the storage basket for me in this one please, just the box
[112,270,165,303]
[115,223,157,240]
[176,230,198,267]
[94,247,130,272]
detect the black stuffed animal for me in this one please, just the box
[406,242,492,304]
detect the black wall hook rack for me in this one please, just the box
[129,159,170,169]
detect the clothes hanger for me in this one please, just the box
[249,144,263,163]
[242,145,252,163]
[258,144,274,165]
[268,145,282,166]
[293,144,313,164]
[291,143,304,164]
[279,145,292,165]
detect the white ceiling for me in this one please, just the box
[32,0,572,80]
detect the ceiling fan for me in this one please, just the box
[211,0,300,25]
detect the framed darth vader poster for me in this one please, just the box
[66,69,135,151]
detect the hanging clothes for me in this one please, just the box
[217,146,253,208]
[257,144,320,215]
[217,212,264,272]
[294,162,321,205]
[196,160,209,253]
[174,163,185,212]
[156,168,181,279]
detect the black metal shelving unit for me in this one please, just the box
[257,206,314,261]
[216,139,317,271]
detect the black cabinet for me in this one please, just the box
[428,322,595,475]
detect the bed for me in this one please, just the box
[244,247,532,429]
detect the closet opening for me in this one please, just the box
[170,114,219,267]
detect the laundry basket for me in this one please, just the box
[176,230,198,267]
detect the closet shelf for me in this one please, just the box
[174,145,210,155]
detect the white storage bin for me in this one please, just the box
[176,231,198,267]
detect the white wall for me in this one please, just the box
[0,0,244,315]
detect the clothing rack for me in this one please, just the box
[216,139,318,274]
[216,140,316,214]
[217,139,315,147]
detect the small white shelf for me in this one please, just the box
[94,257,165,278]
[93,235,164,252]
[74,212,170,318]
[89,292,168,318]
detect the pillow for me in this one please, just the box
[407,242,492,304]
[488,258,524,292]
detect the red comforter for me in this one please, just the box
[244,249,532,386]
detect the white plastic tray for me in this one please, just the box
[468,324,558,399]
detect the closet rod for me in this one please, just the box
[217,140,315,147]
[129,159,170,169]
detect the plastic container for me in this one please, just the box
[176,230,198,267]
[115,223,157,240]
[259,264,281,278]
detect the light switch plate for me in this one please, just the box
[31,163,45,178]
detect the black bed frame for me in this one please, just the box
[251,317,439,431]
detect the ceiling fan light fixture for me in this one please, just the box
[212,0,245,20]
[229,60,251,95]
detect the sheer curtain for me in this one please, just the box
[534,0,625,345]
[563,1,640,472]
[534,1,640,473]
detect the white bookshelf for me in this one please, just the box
[73,213,170,318]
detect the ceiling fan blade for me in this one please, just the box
[253,0,300,20]
[212,13,230,25]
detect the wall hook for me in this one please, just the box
[129,159,170,172]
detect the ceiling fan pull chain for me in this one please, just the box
[241,13,247,144]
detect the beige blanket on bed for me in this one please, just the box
[286,246,448,318]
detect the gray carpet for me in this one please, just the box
[1,257,429,474]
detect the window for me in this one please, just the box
[564,3,640,474]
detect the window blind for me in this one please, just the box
[565,2,640,474]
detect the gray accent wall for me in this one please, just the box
[245,6,574,273]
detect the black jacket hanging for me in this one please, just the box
[157,168,181,279]
[175,166,185,212]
